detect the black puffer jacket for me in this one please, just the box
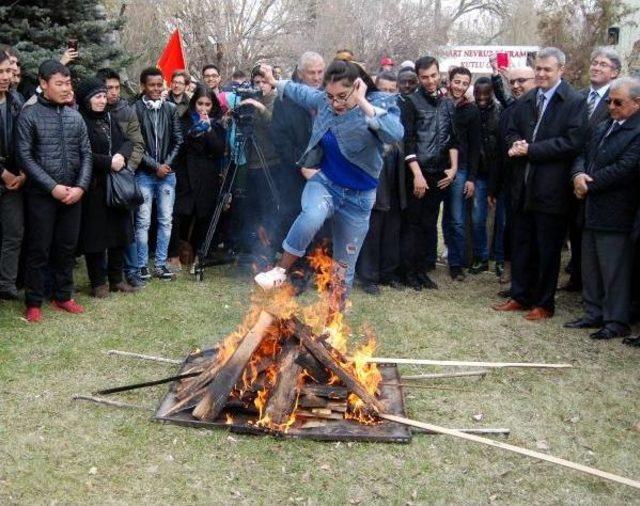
[402,88,458,174]
[16,95,92,193]
[134,98,183,173]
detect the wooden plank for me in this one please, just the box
[264,340,303,425]
[301,384,348,399]
[381,414,640,490]
[294,319,386,413]
[368,358,573,369]
[193,311,275,421]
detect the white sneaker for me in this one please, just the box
[254,267,287,290]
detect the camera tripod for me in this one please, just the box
[193,125,280,282]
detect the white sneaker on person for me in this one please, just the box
[254,267,287,290]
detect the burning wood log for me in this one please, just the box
[293,318,386,414]
[263,340,303,426]
[193,311,275,421]
[295,349,331,383]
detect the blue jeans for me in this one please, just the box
[472,177,489,262]
[123,240,139,278]
[443,169,469,268]
[283,172,376,287]
[493,191,507,263]
[135,171,176,269]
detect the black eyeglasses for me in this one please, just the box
[326,87,355,105]
[605,97,627,107]
[509,77,534,86]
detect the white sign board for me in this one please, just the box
[438,45,539,74]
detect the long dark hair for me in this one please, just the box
[324,60,378,94]
[185,84,222,120]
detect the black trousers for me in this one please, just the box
[24,191,81,307]
[358,205,401,284]
[401,176,445,278]
[85,247,124,288]
[582,229,633,331]
[511,209,567,311]
[0,189,24,292]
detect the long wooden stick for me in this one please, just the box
[73,394,153,411]
[105,350,181,365]
[411,427,510,436]
[402,370,489,380]
[368,358,573,369]
[381,413,640,490]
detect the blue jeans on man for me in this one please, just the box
[135,171,176,269]
[472,177,489,263]
[443,168,469,268]
[283,171,376,287]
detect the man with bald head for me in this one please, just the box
[566,77,640,341]
[271,52,326,287]
[488,61,536,291]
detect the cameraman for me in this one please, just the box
[225,65,281,266]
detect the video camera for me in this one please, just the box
[231,81,264,134]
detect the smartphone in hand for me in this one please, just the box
[67,38,79,51]
[496,52,509,69]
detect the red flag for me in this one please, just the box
[157,29,187,84]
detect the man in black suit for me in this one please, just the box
[563,48,622,292]
[565,77,640,340]
[493,47,588,320]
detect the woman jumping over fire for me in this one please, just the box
[254,60,404,291]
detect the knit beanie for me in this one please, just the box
[76,78,107,109]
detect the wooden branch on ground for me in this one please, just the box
[401,370,489,380]
[293,318,386,413]
[105,349,181,365]
[73,394,153,412]
[411,426,510,436]
[368,358,573,369]
[380,413,640,490]
[193,311,275,421]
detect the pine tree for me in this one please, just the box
[0,0,127,81]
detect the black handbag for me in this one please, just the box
[106,167,144,210]
[104,112,144,210]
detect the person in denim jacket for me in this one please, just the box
[254,60,403,292]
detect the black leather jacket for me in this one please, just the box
[0,90,24,182]
[402,88,458,174]
[134,98,183,173]
[16,95,92,193]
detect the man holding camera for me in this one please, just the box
[225,65,281,266]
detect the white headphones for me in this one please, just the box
[143,96,162,110]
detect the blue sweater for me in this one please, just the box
[320,130,377,190]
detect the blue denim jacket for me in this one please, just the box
[276,81,404,180]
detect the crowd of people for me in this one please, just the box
[0,41,639,348]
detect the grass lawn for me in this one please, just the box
[1,261,639,505]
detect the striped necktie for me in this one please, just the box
[587,90,598,117]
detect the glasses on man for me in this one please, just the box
[326,87,354,105]
[605,97,628,107]
[590,60,615,69]
[203,72,220,80]
[509,77,534,86]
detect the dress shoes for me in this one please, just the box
[524,307,553,321]
[622,336,640,347]
[492,299,526,312]
[590,327,630,340]
[563,317,603,329]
